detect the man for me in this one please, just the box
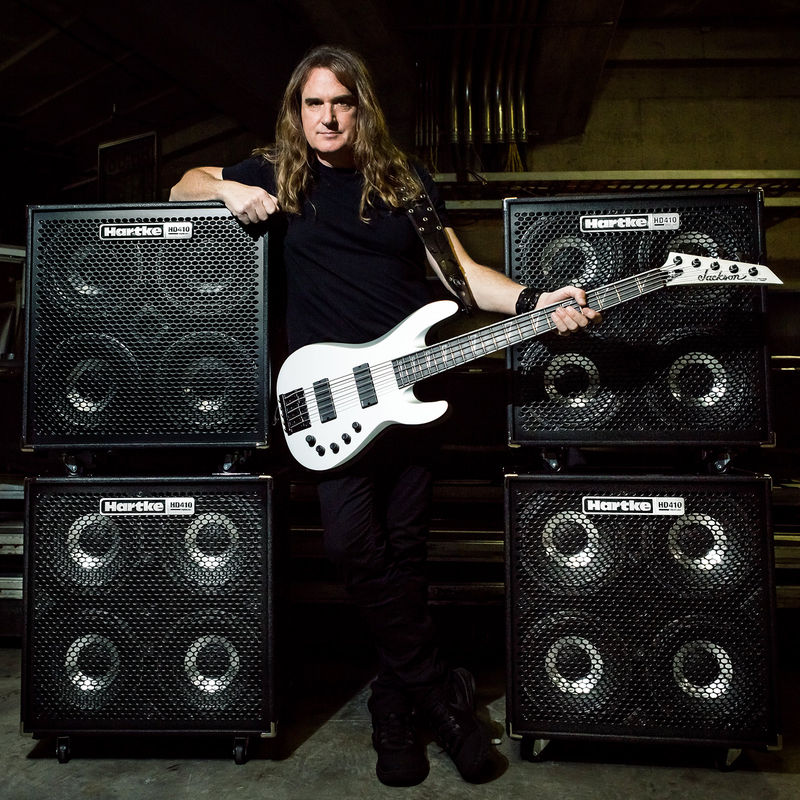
[170,44,600,786]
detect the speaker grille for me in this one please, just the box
[23,476,274,733]
[505,191,770,444]
[24,204,268,447]
[505,474,778,745]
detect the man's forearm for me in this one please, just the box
[169,166,224,202]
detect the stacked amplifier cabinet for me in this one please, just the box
[503,190,779,765]
[21,204,276,762]
[22,476,276,763]
[504,190,770,446]
[23,203,270,449]
[505,474,779,758]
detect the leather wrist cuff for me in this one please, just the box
[515,286,542,315]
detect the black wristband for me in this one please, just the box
[515,286,542,314]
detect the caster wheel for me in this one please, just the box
[520,737,550,762]
[713,747,742,771]
[233,736,249,765]
[56,736,71,764]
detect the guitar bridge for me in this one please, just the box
[278,388,311,434]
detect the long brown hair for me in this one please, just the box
[254,45,422,219]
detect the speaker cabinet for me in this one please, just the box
[23,203,269,448]
[22,476,276,754]
[505,473,779,751]
[504,190,771,446]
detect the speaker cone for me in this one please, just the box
[39,238,146,315]
[515,339,626,430]
[511,213,622,288]
[648,333,750,429]
[35,496,139,589]
[646,616,763,726]
[154,225,253,309]
[517,611,625,720]
[519,509,622,592]
[645,508,754,596]
[43,333,141,430]
[169,506,253,587]
[159,333,255,430]
[163,610,261,713]
[45,609,143,713]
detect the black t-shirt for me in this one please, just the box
[222,156,449,352]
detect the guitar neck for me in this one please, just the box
[393,267,668,387]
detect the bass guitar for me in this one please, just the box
[276,252,781,471]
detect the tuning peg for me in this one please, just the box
[672,255,683,265]
[692,258,701,267]
[711,261,720,270]
[729,264,739,273]
[749,267,759,276]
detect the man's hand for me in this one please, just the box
[169,167,279,225]
[536,286,603,335]
[222,183,280,225]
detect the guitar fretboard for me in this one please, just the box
[392,267,669,387]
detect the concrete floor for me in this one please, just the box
[2,606,799,800]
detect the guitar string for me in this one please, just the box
[279,272,670,426]
[279,270,669,425]
[280,269,669,426]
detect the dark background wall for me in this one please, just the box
[1,1,797,270]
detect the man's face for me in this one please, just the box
[301,67,358,168]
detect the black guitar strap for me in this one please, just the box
[403,184,476,314]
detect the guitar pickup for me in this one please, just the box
[313,378,337,422]
[354,363,378,408]
[278,388,311,434]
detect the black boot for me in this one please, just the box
[353,579,442,785]
[415,668,492,783]
[368,692,429,786]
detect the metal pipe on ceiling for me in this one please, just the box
[492,9,511,143]
[449,0,465,145]
[461,0,479,145]
[514,0,538,143]
[479,5,500,143]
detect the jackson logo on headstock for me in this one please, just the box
[99,222,193,240]
[580,213,681,232]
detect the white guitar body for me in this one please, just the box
[277,253,782,471]
[276,300,458,471]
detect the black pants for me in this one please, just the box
[316,436,446,714]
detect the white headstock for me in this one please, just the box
[661,252,783,286]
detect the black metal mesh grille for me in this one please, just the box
[25,205,268,447]
[506,475,778,745]
[505,192,770,444]
[23,478,273,732]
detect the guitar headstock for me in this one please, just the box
[661,252,783,286]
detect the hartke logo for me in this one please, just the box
[99,222,193,240]
[100,497,196,515]
[579,213,681,233]
[582,496,685,515]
